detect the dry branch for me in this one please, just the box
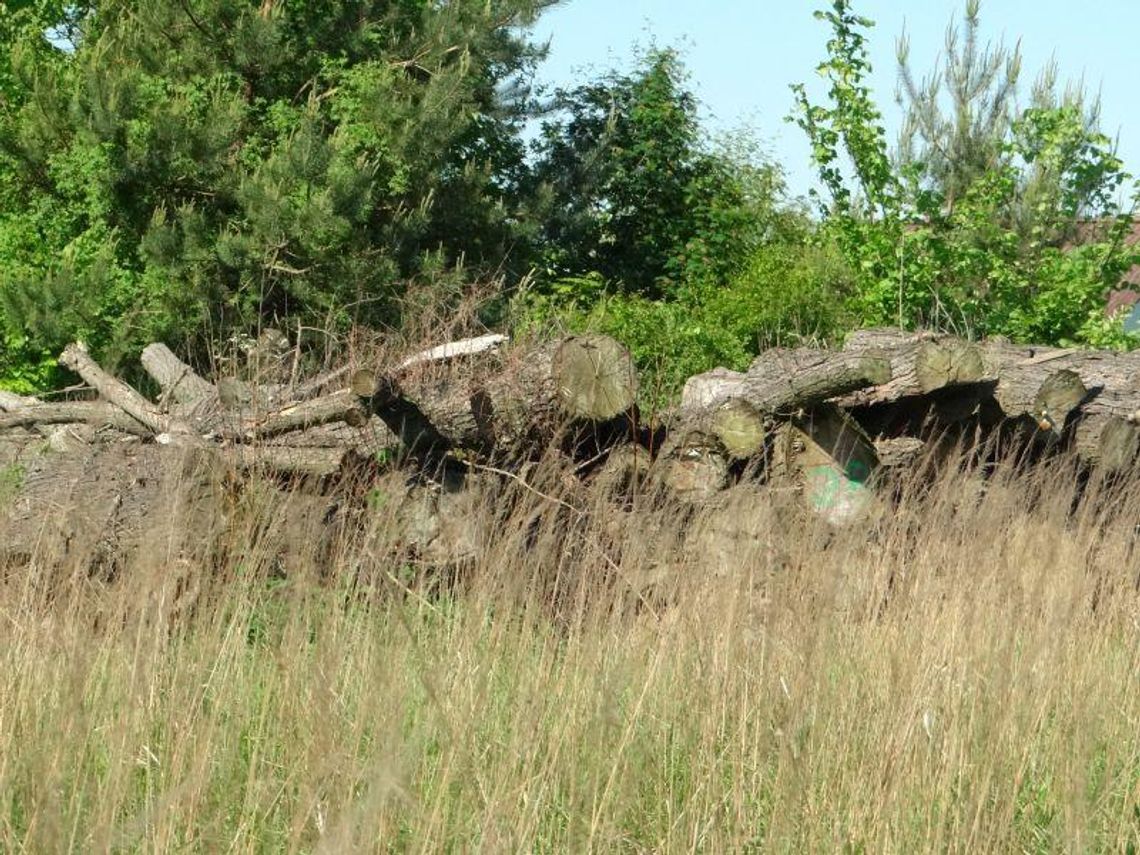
[60,342,189,439]
[0,401,153,436]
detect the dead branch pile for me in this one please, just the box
[3,327,1140,587]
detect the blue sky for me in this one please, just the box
[529,1,1140,200]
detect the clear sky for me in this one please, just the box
[529,1,1140,200]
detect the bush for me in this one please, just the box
[511,242,854,410]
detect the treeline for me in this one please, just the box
[0,0,1137,400]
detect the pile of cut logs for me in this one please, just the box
[3,327,1140,567]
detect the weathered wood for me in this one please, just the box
[872,436,927,470]
[232,388,368,440]
[265,416,397,451]
[0,391,38,411]
[670,397,766,462]
[592,443,653,504]
[59,342,189,439]
[655,434,729,503]
[231,445,349,478]
[397,333,508,371]
[1069,388,1140,471]
[216,378,289,412]
[681,367,747,410]
[744,348,892,413]
[0,401,152,436]
[837,328,984,406]
[769,403,879,525]
[140,343,215,409]
[357,335,638,454]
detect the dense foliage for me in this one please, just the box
[0,0,550,387]
[791,0,1139,346]
[0,0,1137,399]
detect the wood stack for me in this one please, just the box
[4,327,1140,581]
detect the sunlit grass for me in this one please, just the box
[3,453,1140,852]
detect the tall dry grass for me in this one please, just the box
[2,450,1140,853]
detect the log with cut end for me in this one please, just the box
[743,348,891,413]
[872,436,927,470]
[654,431,729,503]
[355,334,638,454]
[978,341,1140,429]
[769,403,879,525]
[0,400,153,436]
[1067,388,1140,471]
[229,388,368,440]
[836,328,984,406]
[681,367,746,409]
[60,342,192,440]
[669,397,766,462]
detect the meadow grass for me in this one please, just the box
[3,453,1140,852]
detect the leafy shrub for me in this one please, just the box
[512,242,854,409]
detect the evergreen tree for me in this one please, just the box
[0,0,551,384]
[895,0,1021,210]
[894,0,1118,243]
[529,48,771,298]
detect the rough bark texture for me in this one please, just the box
[13,327,1140,585]
[140,343,215,410]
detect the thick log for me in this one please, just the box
[357,335,638,454]
[873,436,927,470]
[265,416,397,451]
[744,348,892,413]
[769,403,879,525]
[681,367,746,409]
[655,434,729,503]
[140,343,215,409]
[230,388,368,440]
[230,445,349,478]
[1068,388,1140,471]
[0,391,38,411]
[59,342,190,439]
[837,328,985,406]
[669,398,766,462]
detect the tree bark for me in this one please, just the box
[60,342,190,439]
[0,391,38,412]
[140,343,215,410]
[837,328,985,406]
[0,401,153,436]
[229,388,368,440]
[743,348,892,413]
[230,445,350,478]
[356,335,638,454]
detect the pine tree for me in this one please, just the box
[0,0,552,382]
[895,0,1021,211]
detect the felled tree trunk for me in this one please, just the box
[60,342,194,441]
[668,348,889,469]
[769,403,879,525]
[356,334,639,457]
[140,343,216,411]
[836,328,985,407]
